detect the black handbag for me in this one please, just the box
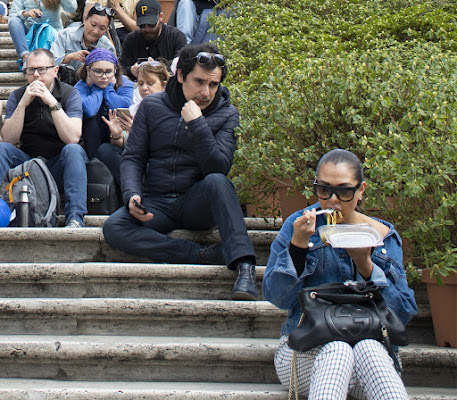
[86,158,120,215]
[288,280,408,372]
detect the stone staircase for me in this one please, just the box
[0,20,457,400]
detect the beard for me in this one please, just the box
[141,23,161,41]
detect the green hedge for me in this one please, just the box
[210,0,457,281]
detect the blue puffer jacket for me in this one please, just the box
[121,86,239,204]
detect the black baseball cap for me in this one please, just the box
[136,0,161,26]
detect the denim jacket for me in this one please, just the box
[263,203,418,337]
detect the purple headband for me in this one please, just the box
[85,48,118,66]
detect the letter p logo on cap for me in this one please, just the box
[141,5,147,14]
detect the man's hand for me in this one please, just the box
[23,9,43,18]
[181,100,202,123]
[129,195,154,222]
[27,80,56,106]
[19,83,38,108]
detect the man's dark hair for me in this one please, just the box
[177,43,227,82]
[28,48,55,66]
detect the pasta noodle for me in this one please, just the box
[326,210,342,225]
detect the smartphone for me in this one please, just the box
[137,58,148,64]
[133,199,147,214]
[116,108,132,119]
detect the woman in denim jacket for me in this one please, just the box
[263,149,417,400]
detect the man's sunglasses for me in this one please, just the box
[313,180,361,202]
[93,3,114,17]
[194,52,225,67]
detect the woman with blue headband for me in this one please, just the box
[75,48,133,159]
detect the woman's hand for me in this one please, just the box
[291,209,316,248]
[23,9,43,18]
[111,75,117,86]
[101,110,124,147]
[347,247,373,279]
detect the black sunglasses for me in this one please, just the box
[139,22,159,29]
[93,3,114,17]
[313,180,361,202]
[194,52,225,67]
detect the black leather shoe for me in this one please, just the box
[231,262,259,300]
[197,243,225,265]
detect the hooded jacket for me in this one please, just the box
[120,78,239,204]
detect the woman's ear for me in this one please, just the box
[358,181,367,199]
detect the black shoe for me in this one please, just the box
[231,262,259,300]
[197,243,225,265]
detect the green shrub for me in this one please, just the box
[210,0,457,280]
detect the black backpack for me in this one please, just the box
[86,158,120,215]
[0,158,60,227]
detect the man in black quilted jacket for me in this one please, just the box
[103,43,259,300]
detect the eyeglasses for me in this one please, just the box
[194,52,225,67]
[93,3,114,16]
[24,66,55,75]
[313,180,361,202]
[89,66,116,78]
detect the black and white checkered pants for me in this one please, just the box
[275,336,408,400]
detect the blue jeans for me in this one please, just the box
[8,16,30,58]
[103,173,256,268]
[0,143,88,225]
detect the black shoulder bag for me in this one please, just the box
[288,280,408,370]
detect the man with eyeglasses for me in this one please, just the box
[0,48,87,228]
[120,0,186,81]
[51,3,115,71]
[103,43,259,300]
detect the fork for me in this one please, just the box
[315,208,335,215]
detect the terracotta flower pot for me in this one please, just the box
[421,271,457,348]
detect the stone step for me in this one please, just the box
[0,381,454,400]
[0,263,434,344]
[0,72,26,84]
[0,227,276,265]
[0,59,20,72]
[0,85,21,100]
[0,48,19,59]
[0,336,454,387]
[0,298,284,338]
[0,36,14,48]
[0,263,265,300]
[0,24,8,32]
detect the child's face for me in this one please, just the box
[138,72,165,98]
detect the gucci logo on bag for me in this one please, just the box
[325,304,375,338]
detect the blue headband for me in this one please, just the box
[85,48,118,66]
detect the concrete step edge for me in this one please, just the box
[0,298,284,317]
[0,227,277,245]
[0,262,266,280]
[0,380,453,400]
[0,336,454,366]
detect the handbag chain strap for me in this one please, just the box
[289,314,304,400]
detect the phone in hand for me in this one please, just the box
[116,108,132,119]
[133,199,147,214]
